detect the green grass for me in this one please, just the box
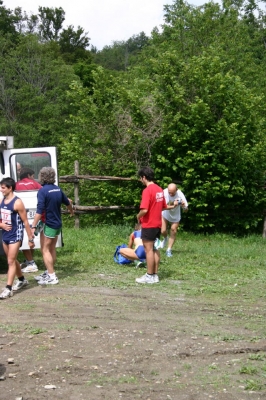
[7,225,265,301]
[28,228,263,283]
[1,225,265,322]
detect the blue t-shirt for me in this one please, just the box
[36,184,70,229]
[133,230,142,239]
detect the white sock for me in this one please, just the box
[48,273,55,278]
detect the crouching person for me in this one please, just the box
[119,223,146,268]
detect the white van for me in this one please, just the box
[0,136,62,255]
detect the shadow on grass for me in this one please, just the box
[159,268,179,280]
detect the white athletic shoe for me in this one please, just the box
[153,274,159,283]
[135,261,145,268]
[20,260,28,268]
[12,279,29,291]
[136,273,154,284]
[166,249,173,257]
[21,262,38,273]
[38,275,59,285]
[0,287,13,299]
[34,271,48,281]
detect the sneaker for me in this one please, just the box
[21,262,38,273]
[161,237,169,249]
[136,273,154,284]
[0,287,13,299]
[12,279,29,291]
[135,261,145,268]
[38,274,59,285]
[34,271,48,281]
[153,238,161,250]
[166,249,173,257]
[153,274,159,283]
[20,260,28,268]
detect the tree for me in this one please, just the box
[92,32,150,70]
[59,25,90,62]
[0,35,79,149]
[0,0,18,38]
[159,56,265,231]
[141,0,266,232]
[38,6,65,41]
[58,65,162,224]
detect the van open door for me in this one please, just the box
[0,145,63,255]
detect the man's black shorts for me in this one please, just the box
[141,227,161,242]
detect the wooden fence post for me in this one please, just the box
[263,216,266,238]
[74,160,80,229]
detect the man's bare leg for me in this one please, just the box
[119,248,141,261]
[42,236,58,275]
[4,242,21,286]
[22,249,35,262]
[142,241,160,274]
[161,216,168,239]
[168,222,179,250]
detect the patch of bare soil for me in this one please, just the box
[0,276,266,400]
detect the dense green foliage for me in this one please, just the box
[1,0,266,233]
[0,34,78,147]
[91,31,150,70]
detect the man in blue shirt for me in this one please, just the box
[31,167,74,285]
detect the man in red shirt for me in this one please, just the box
[15,168,42,272]
[15,168,42,191]
[136,167,168,284]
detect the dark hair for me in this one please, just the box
[20,167,35,180]
[0,177,15,191]
[138,166,154,182]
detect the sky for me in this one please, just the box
[5,0,205,50]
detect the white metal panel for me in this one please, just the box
[0,147,63,254]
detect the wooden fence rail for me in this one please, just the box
[59,161,136,228]
[59,175,133,183]
[60,161,266,237]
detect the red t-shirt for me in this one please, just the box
[15,178,42,191]
[139,183,166,228]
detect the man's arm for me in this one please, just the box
[0,221,12,231]
[128,233,134,248]
[179,190,188,211]
[66,202,74,217]
[137,209,148,222]
[31,188,43,229]
[62,193,74,217]
[31,213,42,229]
[163,199,179,211]
[15,199,35,249]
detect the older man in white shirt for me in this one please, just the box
[161,183,188,257]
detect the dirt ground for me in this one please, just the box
[0,272,266,400]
